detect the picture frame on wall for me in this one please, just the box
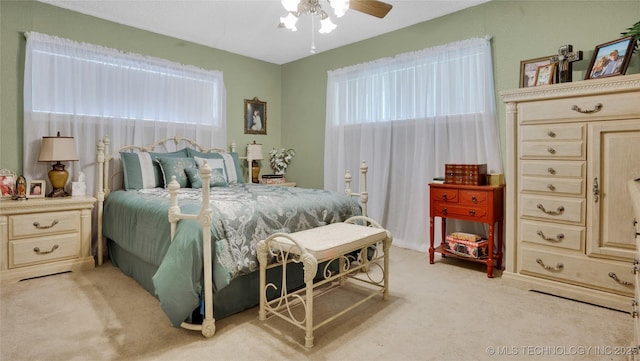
[244,97,267,135]
[585,36,635,80]
[519,55,553,88]
[0,168,16,199]
[27,179,46,198]
[534,63,556,86]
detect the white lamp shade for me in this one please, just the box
[38,135,79,162]
[247,143,264,160]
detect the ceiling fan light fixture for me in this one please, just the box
[318,17,337,34]
[279,13,299,31]
[330,0,350,18]
[281,0,301,13]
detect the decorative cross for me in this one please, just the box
[550,45,583,83]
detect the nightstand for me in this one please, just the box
[0,196,96,283]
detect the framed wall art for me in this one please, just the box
[585,36,634,80]
[520,55,553,88]
[0,168,16,199]
[534,63,556,86]
[27,179,46,198]
[244,97,267,135]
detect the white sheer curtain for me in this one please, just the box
[324,37,502,251]
[23,32,226,197]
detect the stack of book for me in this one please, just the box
[443,232,489,259]
[260,174,285,185]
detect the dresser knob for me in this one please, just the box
[609,272,633,287]
[33,244,59,255]
[469,210,476,216]
[471,195,477,203]
[546,184,556,191]
[33,220,59,229]
[547,168,556,175]
[441,208,447,215]
[536,230,564,242]
[547,147,556,154]
[536,258,563,272]
[441,193,447,200]
[536,204,565,215]
[547,131,556,138]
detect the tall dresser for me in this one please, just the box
[501,73,640,312]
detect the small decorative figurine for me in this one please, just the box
[16,175,27,200]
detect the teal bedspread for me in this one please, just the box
[103,184,361,326]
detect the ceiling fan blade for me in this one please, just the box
[350,0,393,19]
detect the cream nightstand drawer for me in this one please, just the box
[9,233,80,268]
[9,210,79,239]
[520,123,585,141]
[520,176,584,196]
[520,141,585,159]
[520,247,634,297]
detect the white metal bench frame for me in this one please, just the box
[256,216,392,347]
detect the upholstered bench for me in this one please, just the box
[256,216,392,347]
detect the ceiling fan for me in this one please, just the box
[350,0,393,19]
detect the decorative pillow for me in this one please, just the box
[155,157,197,188]
[120,148,190,190]
[184,167,228,188]
[187,149,244,184]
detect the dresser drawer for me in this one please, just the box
[9,233,81,268]
[520,123,585,141]
[520,176,584,196]
[520,219,584,251]
[432,203,488,222]
[520,247,634,297]
[520,194,584,224]
[9,211,79,239]
[430,188,458,203]
[518,92,640,124]
[520,160,585,178]
[520,141,585,159]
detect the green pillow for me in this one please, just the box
[120,148,190,190]
[185,167,228,188]
[155,157,197,188]
[187,149,244,183]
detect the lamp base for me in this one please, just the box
[251,160,260,183]
[48,162,70,197]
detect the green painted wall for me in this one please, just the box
[0,0,282,180]
[2,1,639,189]
[282,0,640,188]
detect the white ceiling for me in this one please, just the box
[38,0,490,65]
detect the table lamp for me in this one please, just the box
[38,132,79,197]
[247,141,264,183]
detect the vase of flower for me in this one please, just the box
[269,148,295,176]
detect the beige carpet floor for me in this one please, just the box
[0,246,633,361]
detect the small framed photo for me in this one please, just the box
[534,63,557,86]
[0,169,16,199]
[244,97,267,135]
[520,55,553,88]
[585,36,635,80]
[27,180,46,198]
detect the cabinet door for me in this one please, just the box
[587,119,640,260]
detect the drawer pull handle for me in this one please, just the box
[546,184,556,191]
[536,258,563,272]
[571,103,603,114]
[33,220,59,229]
[547,131,556,138]
[634,259,640,274]
[593,177,599,203]
[471,195,477,203]
[608,272,633,287]
[536,204,565,215]
[33,244,59,255]
[536,230,564,242]
[547,147,556,154]
[441,193,447,200]
[441,208,447,215]
[469,210,476,216]
[547,168,556,175]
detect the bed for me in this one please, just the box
[95,136,369,337]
